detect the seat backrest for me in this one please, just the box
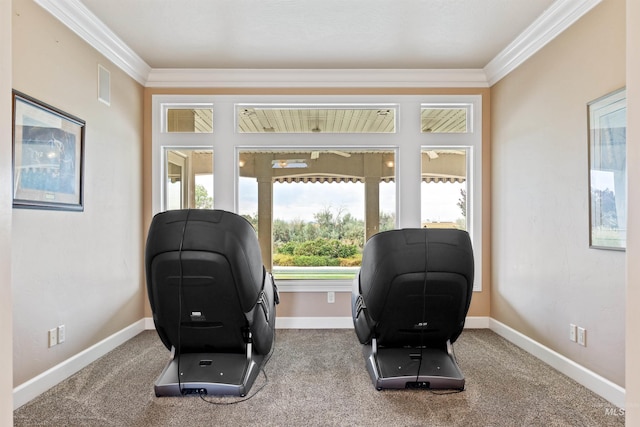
[358,228,474,347]
[145,209,265,354]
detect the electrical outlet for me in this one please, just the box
[327,291,335,304]
[57,325,66,344]
[48,328,58,348]
[569,324,577,342]
[577,327,586,346]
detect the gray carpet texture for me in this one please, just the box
[14,329,624,426]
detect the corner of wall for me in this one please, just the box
[1,0,13,421]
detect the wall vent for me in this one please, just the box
[98,64,111,106]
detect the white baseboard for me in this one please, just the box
[464,316,490,328]
[489,318,625,409]
[144,317,155,330]
[275,316,353,329]
[13,319,146,410]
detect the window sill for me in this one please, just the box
[274,278,482,293]
[274,279,354,293]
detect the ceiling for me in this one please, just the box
[79,0,554,70]
[35,0,602,86]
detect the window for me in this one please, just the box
[164,106,213,133]
[152,94,482,291]
[164,149,213,210]
[238,149,396,281]
[152,97,215,214]
[421,149,469,230]
[421,104,471,133]
[420,100,481,292]
[236,105,396,133]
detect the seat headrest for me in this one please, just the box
[359,228,474,316]
[145,209,264,312]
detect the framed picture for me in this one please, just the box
[12,90,85,211]
[588,87,626,250]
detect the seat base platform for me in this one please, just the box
[363,340,465,391]
[154,352,264,397]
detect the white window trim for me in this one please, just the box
[152,94,482,292]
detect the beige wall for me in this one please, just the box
[11,0,145,386]
[491,0,626,386]
[1,0,13,421]
[143,87,491,320]
[626,0,640,421]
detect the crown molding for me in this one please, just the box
[33,0,151,85]
[37,0,600,88]
[484,0,602,86]
[145,68,489,88]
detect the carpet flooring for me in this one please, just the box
[14,329,624,426]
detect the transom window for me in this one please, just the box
[236,105,396,133]
[421,104,471,133]
[163,104,213,133]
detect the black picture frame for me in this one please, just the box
[12,90,85,211]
